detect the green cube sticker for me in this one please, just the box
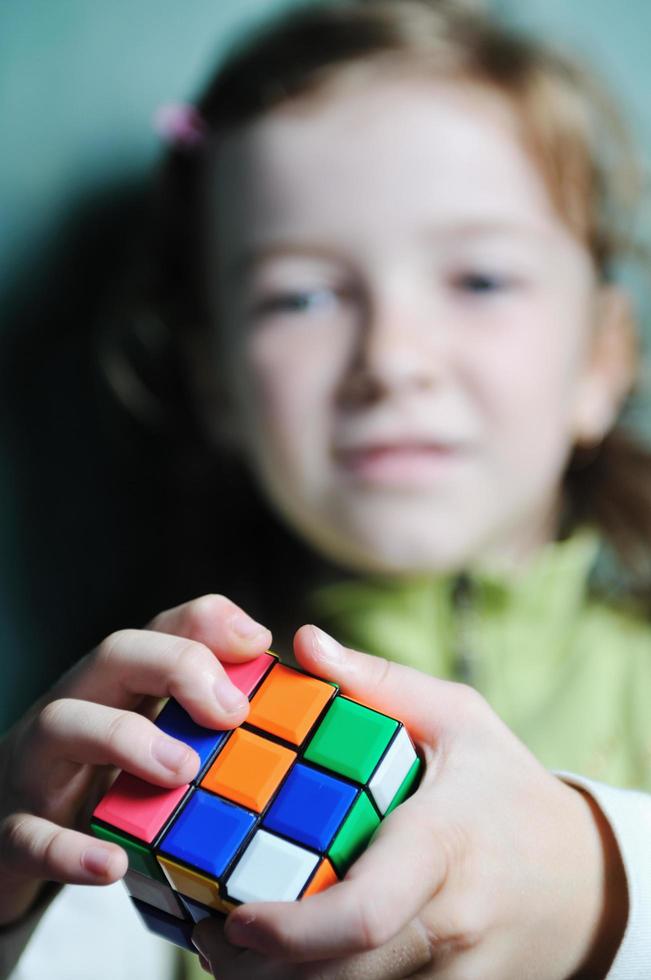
[385,757,422,815]
[90,822,167,882]
[304,697,398,783]
[328,791,380,874]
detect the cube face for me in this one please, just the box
[303,857,338,897]
[247,665,335,744]
[158,790,256,877]
[92,771,190,843]
[130,897,195,950]
[328,790,380,874]
[155,698,227,776]
[199,727,296,812]
[225,829,320,904]
[262,762,358,851]
[90,652,421,952]
[157,856,224,911]
[368,725,419,814]
[90,823,168,881]
[303,697,399,783]
[223,652,276,697]
[123,868,187,919]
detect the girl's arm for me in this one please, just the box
[194,626,632,979]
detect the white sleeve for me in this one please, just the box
[558,773,651,979]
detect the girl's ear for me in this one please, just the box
[187,332,245,451]
[572,285,638,447]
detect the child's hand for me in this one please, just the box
[193,626,627,980]
[0,595,271,927]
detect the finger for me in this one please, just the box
[148,594,272,663]
[57,629,250,729]
[196,914,431,979]
[0,811,128,885]
[293,625,469,743]
[224,799,445,961]
[30,699,200,788]
[321,917,431,980]
[192,918,250,977]
[193,919,302,979]
[307,919,431,979]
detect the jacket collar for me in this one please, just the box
[307,528,601,683]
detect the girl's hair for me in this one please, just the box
[104,0,651,587]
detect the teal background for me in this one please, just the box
[1,0,650,730]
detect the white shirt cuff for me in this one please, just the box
[557,772,651,978]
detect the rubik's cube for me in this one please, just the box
[90,653,421,952]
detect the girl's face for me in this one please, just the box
[208,75,626,575]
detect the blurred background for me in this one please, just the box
[2,0,651,731]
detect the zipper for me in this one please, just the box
[450,573,478,685]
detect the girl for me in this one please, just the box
[2,1,651,977]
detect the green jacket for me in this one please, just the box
[309,529,651,791]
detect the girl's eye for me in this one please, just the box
[451,271,515,295]
[252,287,340,318]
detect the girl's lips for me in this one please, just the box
[335,442,464,486]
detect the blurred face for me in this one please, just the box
[207,75,615,575]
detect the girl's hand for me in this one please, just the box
[193,626,628,980]
[0,595,271,927]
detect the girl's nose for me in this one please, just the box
[337,296,442,407]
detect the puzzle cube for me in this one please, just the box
[90,652,421,952]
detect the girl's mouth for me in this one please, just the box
[334,442,464,486]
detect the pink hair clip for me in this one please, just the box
[153,102,207,148]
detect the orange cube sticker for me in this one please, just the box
[247,665,334,745]
[201,729,295,812]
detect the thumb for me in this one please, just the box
[294,624,459,744]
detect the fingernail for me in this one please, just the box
[229,611,268,642]
[152,735,193,772]
[214,678,248,714]
[82,846,113,877]
[312,626,344,665]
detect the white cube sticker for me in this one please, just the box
[369,727,417,814]
[226,830,319,903]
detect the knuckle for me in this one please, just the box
[0,813,33,869]
[193,592,230,615]
[39,824,67,871]
[172,638,212,676]
[442,895,491,954]
[366,655,394,696]
[94,629,133,669]
[34,699,73,740]
[180,593,232,637]
[350,894,392,951]
[104,711,140,755]
[438,819,471,879]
